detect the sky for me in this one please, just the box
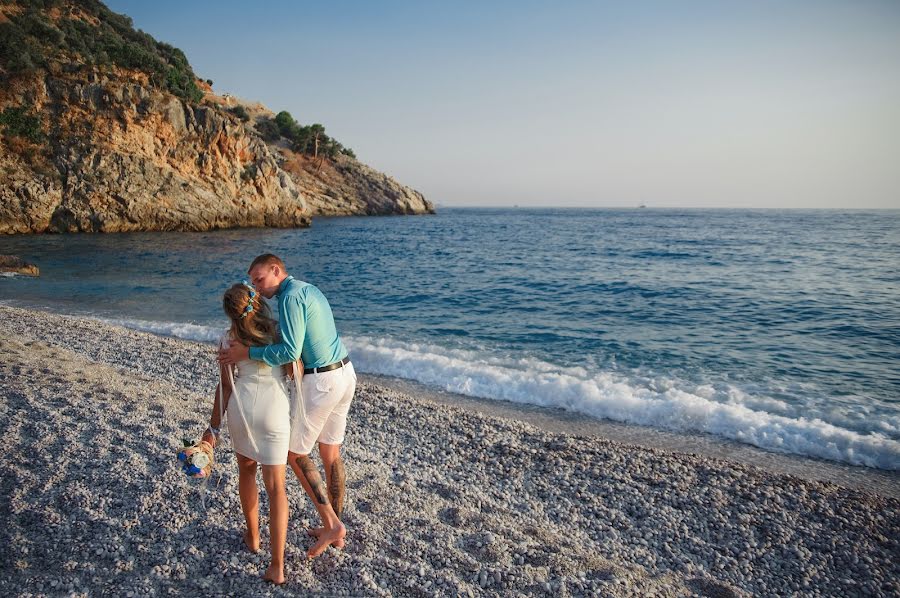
[104,0,900,209]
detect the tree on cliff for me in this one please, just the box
[263,111,355,160]
[309,123,325,158]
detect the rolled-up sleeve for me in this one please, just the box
[249,293,306,366]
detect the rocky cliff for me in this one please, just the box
[1,68,310,233]
[0,1,433,234]
[277,134,431,217]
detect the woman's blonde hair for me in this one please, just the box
[223,283,278,347]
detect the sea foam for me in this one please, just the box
[107,316,900,470]
[100,317,225,344]
[344,335,900,471]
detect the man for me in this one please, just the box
[219,253,355,558]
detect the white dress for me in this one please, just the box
[220,334,291,465]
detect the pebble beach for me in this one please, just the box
[0,304,897,597]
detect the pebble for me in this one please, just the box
[478,571,488,587]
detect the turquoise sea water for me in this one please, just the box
[2,208,898,469]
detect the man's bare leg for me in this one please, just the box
[321,443,346,517]
[308,443,346,547]
[288,451,345,558]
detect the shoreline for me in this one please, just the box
[3,301,895,498]
[1,304,898,596]
[367,374,900,500]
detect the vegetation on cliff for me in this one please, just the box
[256,111,356,160]
[1,0,358,161]
[0,0,203,102]
[0,105,44,143]
[0,0,432,233]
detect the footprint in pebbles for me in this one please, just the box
[687,577,744,598]
[438,506,482,528]
[458,532,505,563]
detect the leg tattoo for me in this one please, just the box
[297,455,329,505]
[329,458,346,518]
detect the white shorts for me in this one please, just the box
[289,361,356,455]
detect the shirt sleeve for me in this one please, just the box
[248,293,305,366]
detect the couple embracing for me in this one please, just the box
[202,253,356,584]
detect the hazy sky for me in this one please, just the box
[105,0,900,208]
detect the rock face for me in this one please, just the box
[280,148,433,216]
[0,70,309,234]
[0,2,433,235]
[0,255,39,276]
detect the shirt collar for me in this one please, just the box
[276,275,294,297]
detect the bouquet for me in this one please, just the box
[176,438,214,478]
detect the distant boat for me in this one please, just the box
[638,204,647,209]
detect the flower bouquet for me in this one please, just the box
[176,438,214,478]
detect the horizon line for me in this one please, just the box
[433,205,900,211]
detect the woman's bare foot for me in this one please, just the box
[307,523,346,558]
[243,530,260,553]
[263,563,285,585]
[307,526,345,549]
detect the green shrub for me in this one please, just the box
[163,66,203,103]
[274,111,300,138]
[17,9,63,46]
[0,22,45,73]
[0,105,44,143]
[1,3,207,103]
[229,105,249,122]
[254,117,280,142]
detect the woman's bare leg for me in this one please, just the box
[261,464,288,584]
[236,454,260,552]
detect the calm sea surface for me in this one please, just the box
[2,208,899,469]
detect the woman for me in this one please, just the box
[203,282,292,585]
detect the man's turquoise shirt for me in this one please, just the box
[248,276,348,368]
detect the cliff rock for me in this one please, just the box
[0,70,308,233]
[0,1,433,234]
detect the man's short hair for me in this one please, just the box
[248,253,286,273]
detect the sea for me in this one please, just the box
[2,208,899,472]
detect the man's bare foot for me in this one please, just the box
[243,530,260,553]
[307,526,345,549]
[263,563,285,585]
[307,523,346,558]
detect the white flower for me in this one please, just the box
[192,452,210,469]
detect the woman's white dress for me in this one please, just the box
[220,334,291,465]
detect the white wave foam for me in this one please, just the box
[99,316,224,344]
[344,335,900,470]
[79,315,900,470]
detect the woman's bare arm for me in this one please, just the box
[202,364,235,446]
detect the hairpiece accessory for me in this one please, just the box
[240,280,257,319]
